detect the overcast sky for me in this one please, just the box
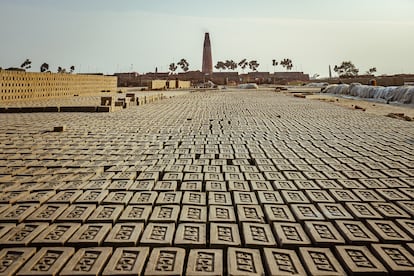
[1,0,413,77]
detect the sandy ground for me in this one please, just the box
[306,93,414,119]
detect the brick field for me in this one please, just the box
[0,90,414,275]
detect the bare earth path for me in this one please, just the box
[0,90,413,275]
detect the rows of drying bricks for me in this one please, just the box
[0,91,414,275]
[1,170,414,275]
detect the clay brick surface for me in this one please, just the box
[144,247,185,276]
[102,247,149,276]
[60,247,112,275]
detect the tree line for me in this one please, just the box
[4,58,75,74]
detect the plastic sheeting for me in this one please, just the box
[238,83,259,89]
[323,83,414,104]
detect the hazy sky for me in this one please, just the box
[1,0,414,77]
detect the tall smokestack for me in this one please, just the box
[202,33,213,75]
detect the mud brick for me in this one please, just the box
[291,204,325,221]
[237,205,265,223]
[155,191,182,205]
[210,223,241,248]
[264,205,296,222]
[227,247,264,276]
[103,191,133,205]
[345,202,383,219]
[401,178,414,186]
[186,249,223,276]
[371,202,410,219]
[209,205,236,223]
[228,180,250,191]
[377,188,410,201]
[180,205,207,223]
[113,171,137,181]
[104,223,144,246]
[205,181,227,192]
[152,181,177,192]
[242,222,277,247]
[283,171,306,181]
[119,205,152,223]
[250,180,273,191]
[26,203,68,222]
[273,222,311,248]
[337,179,365,189]
[211,159,227,166]
[232,159,249,165]
[300,247,345,276]
[137,171,159,181]
[397,219,414,238]
[335,220,379,244]
[56,204,96,223]
[316,179,342,189]
[398,201,414,216]
[294,180,319,190]
[367,220,412,242]
[58,181,88,191]
[16,191,55,204]
[274,180,297,190]
[381,169,408,178]
[240,165,259,173]
[0,247,36,275]
[17,247,74,276]
[304,221,345,245]
[233,191,258,205]
[47,190,83,204]
[184,165,202,173]
[75,190,108,204]
[140,223,175,246]
[130,191,158,205]
[203,165,221,173]
[264,171,286,181]
[107,180,134,191]
[165,164,184,172]
[102,247,149,276]
[244,172,265,181]
[149,205,180,223]
[0,204,38,223]
[60,247,112,276]
[129,180,155,191]
[222,165,240,173]
[257,191,283,205]
[87,205,124,223]
[276,164,297,171]
[336,245,388,275]
[380,178,409,188]
[330,189,360,202]
[0,192,25,204]
[281,190,309,204]
[353,189,385,202]
[144,247,185,276]
[180,181,202,191]
[174,223,206,247]
[182,192,206,205]
[305,190,335,203]
[371,244,414,275]
[203,173,224,182]
[208,192,232,205]
[162,172,183,182]
[322,171,347,180]
[263,248,306,276]
[317,203,354,220]
[32,223,80,246]
[0,223,15,239]
[0,222,48,246]
[67,223,112,247]
[184,173,204,181]
[359,179,387,189]
[83,179,111,190]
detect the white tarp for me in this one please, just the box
[323,83,414,104]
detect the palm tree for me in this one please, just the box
[238,59,248,73]
[280,58,293,71]
[70,65,75,73]
[215,61,226,72]
[248,60,260,71]
[40,63,49,72]
[177,58,189,72]
[20,59,32,70]
[169,63,178,74]
[272,59,279,73]
[57,66,66,73]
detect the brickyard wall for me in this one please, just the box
[0,70,117,102]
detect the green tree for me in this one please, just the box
[69,65,75,73]
[215,61,226,71]
[238,59,248,73]
[272,59,279,72]
[366,67,377,76]
[334,61,359,77]
[169,63,178,74]
[248,60,260,71]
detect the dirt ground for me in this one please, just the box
[306,93,414,120]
